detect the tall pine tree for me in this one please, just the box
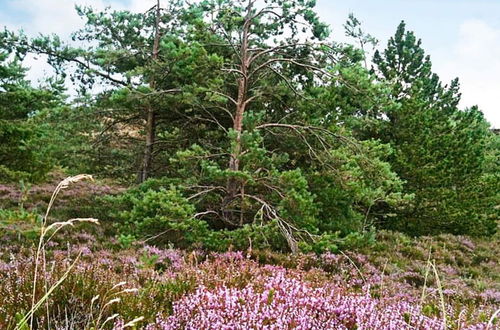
[372,21,497,236]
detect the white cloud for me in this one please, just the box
[2,0,111,86]
[2,0,163,37]
[1,0,159,88]
[434,19,500,127]
[128,0,157,13]
[2,1,499,127]
[3,0,111,37]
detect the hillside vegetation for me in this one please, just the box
[0,0,498,329]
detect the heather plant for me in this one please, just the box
[0,175,150,329]
[147,274,447,330]
[1,175,498,329]
[1,230,499,328]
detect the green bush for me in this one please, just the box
[299,228,377,254]
[113,186,212,248]
[108,179,383,253]
[108,181,287,251]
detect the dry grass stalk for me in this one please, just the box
[23,175,97,329]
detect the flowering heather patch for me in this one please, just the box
[146,273,447,330]
[1,229,499,329]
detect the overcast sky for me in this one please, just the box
[1,0,499,127]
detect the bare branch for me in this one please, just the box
[141,229,173,244]
[194,210,220,218]
[187,186,226,201]
[132,88,182,98]
[209,91,238,106]
[243,94,258,106]
[221,68,246,77]
[249,57,332,79]
[249,43,312,64]
[267,66,304,99]
[28,45,131,87]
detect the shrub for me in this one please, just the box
[113,186,212,248]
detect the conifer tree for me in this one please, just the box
[0,33,60,182]
[372,22,497,235]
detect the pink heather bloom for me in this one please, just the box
[146,273,445,330]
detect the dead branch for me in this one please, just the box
[186,185,227,201]
[249,58,333,80]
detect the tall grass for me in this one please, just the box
[419,245,448,328]
[430,260,447,329]
[16,175,98,329]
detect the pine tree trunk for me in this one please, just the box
[226,79,246,201]
[140,108,156,182]
[223,2,252,221]
[138,0,161,183]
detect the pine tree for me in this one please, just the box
[0,33,60,182]
[372,21,497,235]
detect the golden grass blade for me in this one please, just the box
[16,252,82,330]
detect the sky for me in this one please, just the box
[0,0,499,127]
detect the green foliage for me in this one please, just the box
[1,3,497,252]
[299,228,377,254]
[0,208,42,224]
[112,186,211,247]
[369,21,498,236]
[0,39,62,182]
[108,125,405,252]
[0,208,42,241]
[109,180,285,251]
[118,234,136,249]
